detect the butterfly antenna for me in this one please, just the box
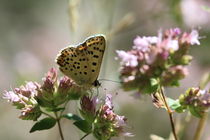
[98,79,122,84]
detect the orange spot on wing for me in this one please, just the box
[78,45,88,51]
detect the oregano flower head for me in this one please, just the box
[116,28,200,94]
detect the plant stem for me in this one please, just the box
[55,112,65,140]
[80,133,90,140]
[160,87,178,140]
[41,110,55,119]
[193,112,208,140]
[60,101,69,117]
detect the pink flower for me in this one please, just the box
[123,76,135,82]
[173,28,181,35]
[3,82,41,120]
[116,28,199,94]
[189,30,200,45]
[15,82,39,98]
[133,36,158,52]
[166,39,179,51]
[181,29,200,45]
[3,82,40,104]
[104,94,113,109]
[133,36,149,52]
[116,50,138,67]
[3,91,20,102]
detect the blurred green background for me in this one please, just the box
[0,0,210,139]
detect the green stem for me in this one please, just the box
[80,133,90,140]
[160,87,178,140]
[55,112,65,140]
[193,113,208,140]
[59,101,69,117]
[41,111,55,119]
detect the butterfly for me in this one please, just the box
[56,34,106,88]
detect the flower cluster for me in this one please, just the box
[3,82,41,120]
[3,68,83,120]
[179,87,210,117]
[116,28,200,94]
[36,68,85,107]
[92,94,132,140]
[3,68,131,140]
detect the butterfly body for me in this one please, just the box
[56,34,106,88]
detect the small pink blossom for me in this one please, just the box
[173,28,181,35]
[123,76,135,82]
[189,30,200,45]
[3,82,39,104]
[145,36,159,44]
[116,50,138,67]
[104,94,113,109]
[133,36,158,52]
[115,115,127,126]
[133,36,149,52]
[3,91,20,102]
[15,82,39,98]
[166,39,179,51]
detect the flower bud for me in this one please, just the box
[161,65,188,86]
[179,87,210,117]
[80,95,98,122]
[38,68,57,101]
[54,76,75,105]
[93,94,132,139]
[19,105,41,121]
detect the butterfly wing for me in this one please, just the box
[56,34,106,87]
[56,44,92,86]
[85,35,106,84]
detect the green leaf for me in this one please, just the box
[144,78,159,94]
[68,92,81,100]
[62,113,82,121]
[73,120,92,133]
[189,106,202,118]
[45,107,65,112]
[30,117,56,133]
[167,98,187,113]
[167,98,181,110]
[150,78,159,86]
[79,109,95,123]
[175,106,186,113]
[171,80,180,87]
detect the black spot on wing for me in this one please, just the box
[92,62,97,66]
